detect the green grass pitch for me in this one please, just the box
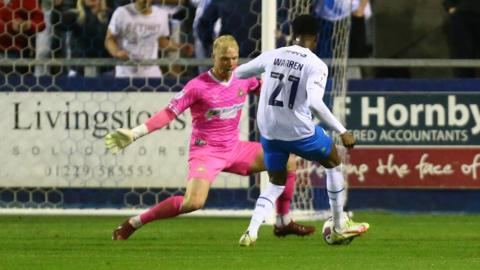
[1,212,479,270]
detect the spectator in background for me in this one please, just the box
[443,0,480,78]
[156,0,196,79]
[0,0,45,74]
[349,0,371,59]
[313,0,371,59]
[60,0,112,76]
[35,0,60,76]
[50,0,75,75]
[191,0,220,73]
[107,0,130,10]
[105,0,193,78]
[108,0,185,9]
[196,0,260,58]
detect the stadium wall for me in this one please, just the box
[1,77,479,212]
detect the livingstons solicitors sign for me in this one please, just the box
[1,92,250,188]
[340,92,480,188]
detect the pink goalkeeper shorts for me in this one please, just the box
[187,141,262,183]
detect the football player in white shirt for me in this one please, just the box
[235,15,369,246]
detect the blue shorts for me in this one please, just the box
[260,126,333,172]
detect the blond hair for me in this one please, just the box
[212,35,239,56]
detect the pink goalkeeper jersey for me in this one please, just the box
[168,70,260,150]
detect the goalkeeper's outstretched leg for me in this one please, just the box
[109,140,315,241]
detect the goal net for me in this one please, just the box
[0,0,351,218]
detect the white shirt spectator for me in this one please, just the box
[108,3,170,78]
[315,0,371,21]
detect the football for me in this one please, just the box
[322,217,354,245]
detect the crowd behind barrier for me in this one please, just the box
[2,0,479,79]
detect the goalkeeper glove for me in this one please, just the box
[104,124,148,154]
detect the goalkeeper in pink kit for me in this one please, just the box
[105,35,315,240]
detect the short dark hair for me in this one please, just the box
[292,15,319,37]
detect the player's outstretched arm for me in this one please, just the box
[105,108,176,154]
[234,52,269,79]
[306,69,354,148]
[310,101,356,148]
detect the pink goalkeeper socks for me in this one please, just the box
[276,171,296,216]
[139,195,184,225]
